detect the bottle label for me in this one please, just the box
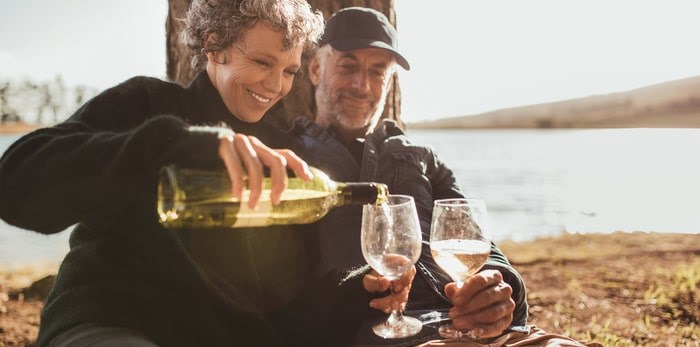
[232,201,272,227]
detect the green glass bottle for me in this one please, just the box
[157,165,388,229]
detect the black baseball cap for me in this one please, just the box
[319,7,410,70]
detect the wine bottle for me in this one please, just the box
[157,165,388,229]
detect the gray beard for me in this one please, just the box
[327,96,384,136]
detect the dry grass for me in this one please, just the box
[1,232,698,346]
[501,231,700,346]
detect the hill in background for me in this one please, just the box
[409,75,700,129]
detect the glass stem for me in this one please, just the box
[387,282,405,325]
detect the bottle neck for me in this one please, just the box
[338,182,388,205]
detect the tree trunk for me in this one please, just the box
[166,0,194,86]
[166,0,403,129]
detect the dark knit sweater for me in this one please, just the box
[0,72,375,346]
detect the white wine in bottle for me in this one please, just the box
[157,165,388,229]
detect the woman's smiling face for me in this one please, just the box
[206,21,303,123]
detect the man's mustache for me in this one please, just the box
[338,89,375,104]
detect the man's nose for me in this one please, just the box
[350,69,371,92]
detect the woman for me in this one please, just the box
[0,1,324,346]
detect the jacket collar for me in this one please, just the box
[292,116,406,143]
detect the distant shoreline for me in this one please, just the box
[0,122,40,134]
[407,112,700,129]
[407,75,700,130]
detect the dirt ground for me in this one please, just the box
[1,231,698,346]
[499,232,699,346]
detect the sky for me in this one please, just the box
[2,1,700,123]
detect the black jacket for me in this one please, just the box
[0,72,375,346]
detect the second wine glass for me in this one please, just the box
[429,198,492,339]
[361,194,423,339]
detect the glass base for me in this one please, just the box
[438,323,477,340]
[372,315,422,339]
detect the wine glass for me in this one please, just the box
[361,194,423,339]
[429,198,491,339]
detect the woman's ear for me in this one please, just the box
[206,50,222,63]
[204,33,218,50]
[204,33,227,64]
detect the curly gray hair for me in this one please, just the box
[182,0,324,71]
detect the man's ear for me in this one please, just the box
[308,56,321,87]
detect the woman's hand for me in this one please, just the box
[218,133,312,208]
[445,269,515,339]
[363,265,416,313]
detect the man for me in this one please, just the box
[292,8,600,346]
[291,7,527,343]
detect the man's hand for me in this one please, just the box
[445,269,515,339]
[362,265,416,313]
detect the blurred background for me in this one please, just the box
[1,1,699,269]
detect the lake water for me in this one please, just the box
[1,129,699,269]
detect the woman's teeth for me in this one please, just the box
[248,90,271,103]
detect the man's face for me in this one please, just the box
[310,46,395,138]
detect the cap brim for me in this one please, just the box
[328,39,411,70]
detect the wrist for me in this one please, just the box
[188,125,235,140]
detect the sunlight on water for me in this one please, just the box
[408,128,700,242]
[0,221,70,269]
[549,129,700,235]
[0,134,73,269]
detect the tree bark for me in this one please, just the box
[166,0,403,128]
[166,0,194,86]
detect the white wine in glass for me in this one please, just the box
[429,198,491,339]
[361,195,423,339]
